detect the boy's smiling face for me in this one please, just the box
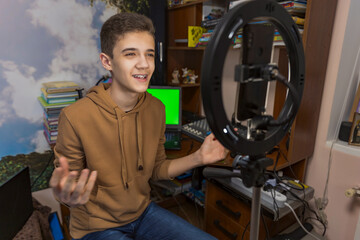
[101,31,155,95]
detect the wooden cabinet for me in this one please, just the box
[205,181,298,240]
[271,0,337,173]
[206,181,252,240]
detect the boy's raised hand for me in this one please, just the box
[198,133,228,165]
[49,157,97,208]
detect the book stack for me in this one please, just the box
[197,30,214,47]
[183,187,206,207]
[168,0,181,8]
[273,30,283,43]
[231,28,283,49]
[200,8,224,30]
[38,81,81,145]
[279,1,307,33]
[168,0,198,8]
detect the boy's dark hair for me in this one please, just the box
[100,12,155,59]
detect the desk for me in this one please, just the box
[204,178,314,240]
[165,133,313,240]
[167,135,309,239]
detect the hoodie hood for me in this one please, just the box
[86,83,150,189]
[86,83,148,115]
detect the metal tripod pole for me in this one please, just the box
[250,187,262,240]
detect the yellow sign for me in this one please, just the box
[188,26,206,47]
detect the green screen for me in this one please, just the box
[147,88,180,125]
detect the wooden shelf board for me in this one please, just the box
[168,0,206,10]
[168,46,206,51]
[168,83,200,87]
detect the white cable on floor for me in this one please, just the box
[284,202,321,240]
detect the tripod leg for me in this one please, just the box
[250,187,262,240]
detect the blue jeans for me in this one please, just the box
[77,202,217,240]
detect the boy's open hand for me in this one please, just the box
[49,157,97,208]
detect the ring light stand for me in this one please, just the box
[201,1,305,239]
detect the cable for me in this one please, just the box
[273,170,304,191]
[268,72,300,127]
[305,217,327,236]
[277,147,298,179]
[241,221,250,240]
[321,140,334,210]
[271,149,327,235]
[279,185,327,236]
[172,195,193,225]
[284,202,321,240]
[95,74,110,86]
[273,171,327,235]
[272,147,300,188]
[272,147,281,172]
[31,150,54,190]
[270,186,280,221]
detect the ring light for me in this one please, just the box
[201,0,305,155]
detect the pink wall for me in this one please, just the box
[305,0,360,238]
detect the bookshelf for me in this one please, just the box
[166,0,225,116]
[167,0,338,239]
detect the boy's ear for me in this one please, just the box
[100,53,112,71]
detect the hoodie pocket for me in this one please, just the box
[89,179,150,224]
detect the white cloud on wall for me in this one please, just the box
[0,0,116,156]
[0,100,12,127]
[0,0,116,127]
[31,130,50,153]
[0,60,43,123]
[99,5,118,23]
[27,0,105,87]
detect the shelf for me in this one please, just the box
[168,83,200,87]
[328,140,360,158]
[169,42,283,52]
[168,46,206,51]
[168,0,206,10]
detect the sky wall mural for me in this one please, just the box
[0,0,117,159]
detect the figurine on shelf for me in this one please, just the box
[182,68,198,84]
[171,68,180,84]
[189,72,198,84]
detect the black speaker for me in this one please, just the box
[338,121,352,142]
[149,0,167,85]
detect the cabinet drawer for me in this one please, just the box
[206,181,251,227]
[206,204,250,240]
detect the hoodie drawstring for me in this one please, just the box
[115,108,129,189]
[114,108,144,190]
[136,112,144,171]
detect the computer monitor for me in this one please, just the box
[147,86,182,129]
[0,167,33,240]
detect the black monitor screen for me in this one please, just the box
[0,167,33,240]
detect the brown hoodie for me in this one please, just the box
[54,83,172,238]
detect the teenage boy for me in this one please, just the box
[50,12,227,240]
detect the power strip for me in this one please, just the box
[231,177,287,208]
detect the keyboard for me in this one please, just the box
[164,130,181,150]
[182,118,211,142]
[182,118,248,142]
